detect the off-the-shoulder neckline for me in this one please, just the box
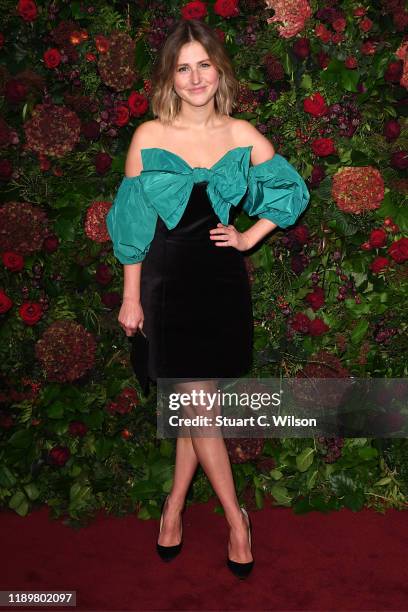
[123,147,280,179]
[141,145,253,171]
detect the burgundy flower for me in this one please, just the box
[390,150,408,171]
[309,318,329,336]
[305,286,325,311]
[291,312,310,333]
[384,61,403,83]
[2,251,24,272]
[370,256,390,273]
[81,120,100,140]
[101,292,121,308]
[214,0,239,18]
[128,92,149,117]
[4,78,28,104]
[181,1,208,19]
[303,92,328,117]
[43,235,60,253]
[69,420,88,437]
[49,445,70,467]
[17,0,38,22]
[94,151,112,175]
[0,159,13,180]
[0,290,13,314]
[388,237,408,263]
[311,137,336,157]
[369,228,387,248]
[383,119,401,142]
[19,302,43,325]
[95,263,112,285]
[293,37,310,59]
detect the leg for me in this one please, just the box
[174,379,253,563]
[157,384,199,546]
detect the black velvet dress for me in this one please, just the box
[140,180,253,382]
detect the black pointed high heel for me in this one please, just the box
[156,495,183,562]
[226,507,254,579]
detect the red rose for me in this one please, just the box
[370,256,390,273]
[95,34,109,53]
[303,92,328,117]
[113,104,130,127]
[69,420,88,437]
[94,151,112,175]
[17,0,38,21]
[19,302,43,325]
[128,92,149,118]
[345,56,358,69]
[0,290,13,314]
[43,235,59,253]
[315,24,331,44]
[361,41,376,55]
[181,1,208,20]
[49,446,70,467]
[0,159,13,180]
[95,263,112,285]
[331,33,345,45]
[4,78,28,104]
[369,228,387,248]
[311,137,336,157]
[384,61,403,83]
[305,286,325,311]
[293,38,310,59]
[43,48,61,69]
[354,7,366,16]
[359,17,373,32]
[291,312,310,333]
[390,150,408,171]
[316,51,330,69]
[388,237,408,263]
[309,318,329,336]
[333,17,346,32]
[214,0,239,18]
[2,251,24,271]
[383,119,401,142]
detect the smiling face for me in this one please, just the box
[173,40,220,108]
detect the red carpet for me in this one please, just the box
[1,498,408,612]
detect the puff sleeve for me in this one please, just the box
[106,176,158,264]
[242,154,310,228]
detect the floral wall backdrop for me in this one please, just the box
[0,0,407,524]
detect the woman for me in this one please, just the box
[106,19,310,580]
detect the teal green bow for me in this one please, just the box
[138,146,252,228]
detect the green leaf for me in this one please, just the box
[270,483,292,505]
[358,446,378,460]
[24,483,40,501]
[0,466,17,487]
[9,491,29,516]
[351,319,369,344]
[296,447,315,472]
[8,429,33,449]
[47,402,65,419]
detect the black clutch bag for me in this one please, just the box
[128,328,150,397]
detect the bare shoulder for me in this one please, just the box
[231,119,275,165]
[124,120,160,177]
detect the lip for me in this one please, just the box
[189,87,206,92]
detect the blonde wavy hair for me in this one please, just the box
[150,19,240,124]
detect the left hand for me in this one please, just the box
[209,223,250,252]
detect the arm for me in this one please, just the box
[211,121,278,250]
[110,122,155,334]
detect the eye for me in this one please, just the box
[177,62,211,72]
